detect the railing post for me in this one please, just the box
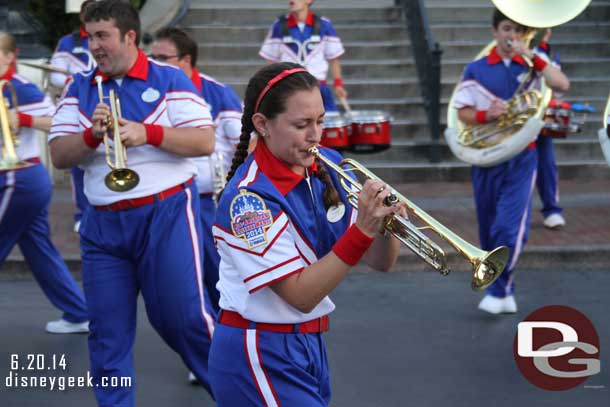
[399,0,443,163]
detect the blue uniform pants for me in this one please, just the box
[471,148,538,298]
[80,182,216,406]
[71,166,90,223]
[536,136,563,218]
[0,164,88,322]
[320,84,338,113]
[209,323,331,406]
[199,194,220,313]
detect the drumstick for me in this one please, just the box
[339,96,352,116]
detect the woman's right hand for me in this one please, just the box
[355,179,404,237]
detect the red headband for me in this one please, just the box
[254,68,307,112]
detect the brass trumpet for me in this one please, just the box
[309,146,508,291]
[95,76,139,192]
[0,80,33,171]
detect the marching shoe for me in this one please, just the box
[543,213,565,229]
[46,318,89,334]
[478,295,505,314]
[503,295,518,313]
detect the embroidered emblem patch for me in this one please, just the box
[230,191,273,249]
[141,87,160,103]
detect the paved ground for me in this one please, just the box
[0,269,608,407]
[3,177,609,275]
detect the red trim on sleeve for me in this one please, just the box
[333,78,344,88]
[332,224,375,266]
[476,110,488,124]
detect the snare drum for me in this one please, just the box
[321,112,351,150]
[541,99,572,138]
[349,110,392,152]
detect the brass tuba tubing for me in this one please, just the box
[309,146,509,291]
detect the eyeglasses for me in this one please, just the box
[149,54,180,62]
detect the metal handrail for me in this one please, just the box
[396,0,443,162]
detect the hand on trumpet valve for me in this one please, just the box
[92,102,111,139]
[116,117,147,148]
[356,179,406,237]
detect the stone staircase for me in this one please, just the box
[179,0,610,183]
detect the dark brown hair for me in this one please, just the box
[154,27,198,68]
[84,0,141,45]
[221,62,339,208]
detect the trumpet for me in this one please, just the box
[95,76,139,192]
[308,146,508,291]
[0,80,33,171]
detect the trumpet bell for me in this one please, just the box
[104,168,140,192]
[471,246,509,291]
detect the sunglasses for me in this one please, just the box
[149,54,180,62]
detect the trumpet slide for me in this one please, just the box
[309,146,508,291]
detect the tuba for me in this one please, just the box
[309,146,509,291]
[95,76,140,192]
[0,80,33,171]
[598,92,610,167]
[445,0,592,167]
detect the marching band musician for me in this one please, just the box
[454,9,569,314]
[259,0,348,112]
[49,0,97,233]
[535,29,567,229]
[48,1,217,405]
[150,26,243,387]
[0,31,89,334]
[209,62,404,406]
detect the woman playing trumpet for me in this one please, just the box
[0,31,89,333]
[209,62,405,406]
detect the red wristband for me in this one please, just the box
[82,128,102,149]
[476,110,488,124]
[532,55,548,72]
[145,124,164,147]
[332,224,375,266]
[333,78,344,88]
[18,113,33,128]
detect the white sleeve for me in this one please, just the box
[259,26,282,62]
[165,91,214,129]
[453,80,496,110]
[213,212,307,294]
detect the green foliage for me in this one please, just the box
[25,0,147,49]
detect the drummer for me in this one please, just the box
[259,0,348,112]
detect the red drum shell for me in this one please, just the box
[542,106,571,138]
[349,110,392,153]
[321,113,351,150]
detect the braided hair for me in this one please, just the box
[220,62,340,209]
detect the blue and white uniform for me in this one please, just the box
[534,42,563,219]
[49,27,96,226]
[259,12,345,112]
[190,67,242,313]
[453,47,538,299]
[50,50,217,406]
[0,67,88,324]
[209,141,357,406]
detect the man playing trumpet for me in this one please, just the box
[49,1,217,405]
[453,9,569,314]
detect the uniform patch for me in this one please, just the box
[230,191,273,249]
[326,203,346,223]
[141,87,160,103]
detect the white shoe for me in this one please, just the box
[45,319,89,334]
[543,213,565,229]
[188,371,199,385]
[478,295,505,314]
[73,220,81,233]
[503,295,518,313]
